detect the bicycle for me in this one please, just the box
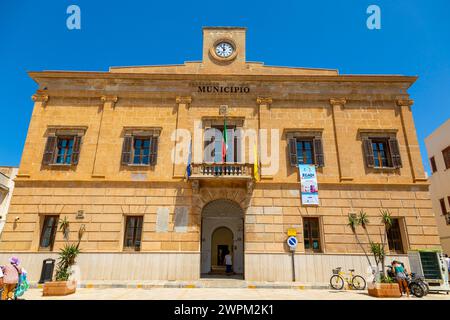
[330,267,366,290]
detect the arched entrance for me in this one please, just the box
[200,199,244,278]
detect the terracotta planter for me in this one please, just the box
[43,280,77,296]
[367,283,401,298]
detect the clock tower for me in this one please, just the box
[202,27,246,70]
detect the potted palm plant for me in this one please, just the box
[43,223,85,296]
[347,210,401,298]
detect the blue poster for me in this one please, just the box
[299,164,319,205]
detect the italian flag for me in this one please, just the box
[222,117,228,162]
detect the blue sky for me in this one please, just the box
[0,0,449,173]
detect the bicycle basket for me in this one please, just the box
[332,268,340,275]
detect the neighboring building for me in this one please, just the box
[0,27,441,285]
[425,119,450,254]
[0,167,19,236]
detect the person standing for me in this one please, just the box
[1,256,22,300]
[224,250,233,275]
[393,260,410,297]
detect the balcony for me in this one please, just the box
[189,163,254,193]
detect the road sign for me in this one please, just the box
[287,236,298,249]
[287,228,297,237]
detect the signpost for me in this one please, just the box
[287,236,298,282]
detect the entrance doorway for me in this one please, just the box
[200,199,244,279]
[211,227,233,272]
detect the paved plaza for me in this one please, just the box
[21,287,450,300]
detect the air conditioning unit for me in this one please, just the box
[408,250,450,293]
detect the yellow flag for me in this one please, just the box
[253,142,260,181]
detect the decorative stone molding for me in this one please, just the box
[31,94,49,107]
[396,99,414,107]
[191,179,199,194]
[256,97,273,108]
[329,98,347,106]
[246,180,254,194]
[101,95,118,108]
[176,96,192,108]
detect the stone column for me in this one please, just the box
[91,95,118,178]
[256,97,272,179]
[173,96,192,178]
[397,99,427,182]
[330,98,353,181]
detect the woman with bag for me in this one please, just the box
[1,256,22,300]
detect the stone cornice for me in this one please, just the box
[28,71,418,85]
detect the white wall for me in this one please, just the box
[425,119,450,254]
[0,167,18,236]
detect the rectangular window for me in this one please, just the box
[303,217,321,253]
[55,137,74,164]
[133,137,151,165]
[204,126,239,163]
[430,156,437,173]
[39,215,59,250]
[42,134,82,166]
[439,198,447,215]
[287,135,324,167]
[121,133,159,166]
[387,218,404,254]
[124,216,143,251]
[372,139,391,168]
[442,146,450,170]
[296,139,314,165]
[362,136,402,169]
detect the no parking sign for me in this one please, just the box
[287,236,298,251]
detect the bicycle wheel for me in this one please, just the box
[410,283,424,298]
[330,275,345,290]
[419,282,429,296]
[351,275,366,290]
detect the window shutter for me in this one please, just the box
[362,138,375,168]
[389,137,402,168]
[288,138,298,167]
[121,136,133,165]
[313,138,324,167]
[42,136,57,165]
[71,136,82,165]
[149,136,158,165]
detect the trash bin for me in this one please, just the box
[38,258,55,284]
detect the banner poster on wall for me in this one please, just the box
[298,164,319,205]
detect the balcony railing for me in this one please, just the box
[190,163,253,179]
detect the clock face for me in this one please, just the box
[215,42,234,58]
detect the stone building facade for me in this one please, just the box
[0,27,441,284]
